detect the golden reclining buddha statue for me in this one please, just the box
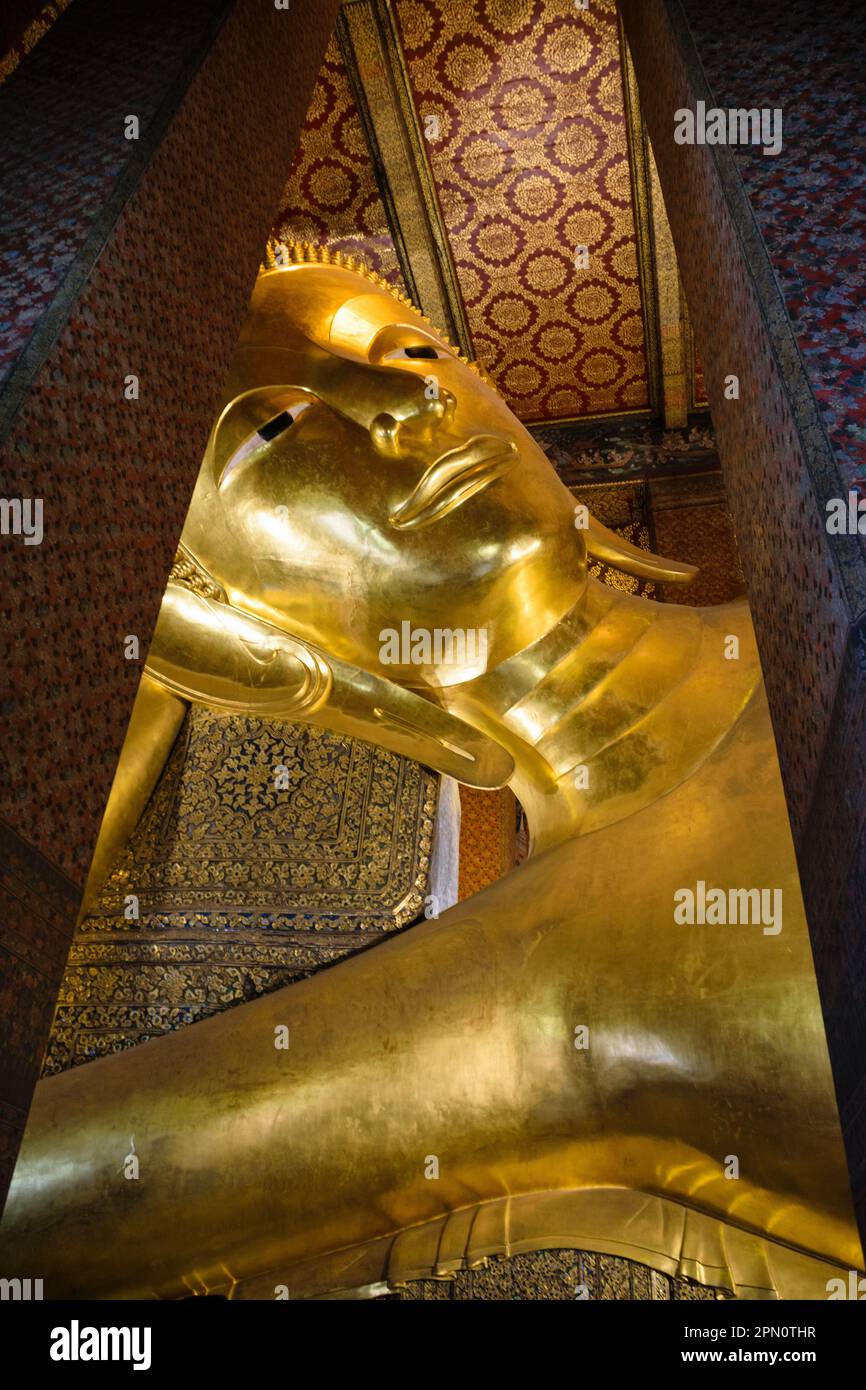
[1,243,861,1300]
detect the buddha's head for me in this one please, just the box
[181,244,692,688]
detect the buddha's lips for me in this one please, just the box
[390,435,518,530]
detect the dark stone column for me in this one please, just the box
[620,0,866,1237]
[0,0,339,1208]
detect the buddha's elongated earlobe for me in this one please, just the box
[585,514,699,584]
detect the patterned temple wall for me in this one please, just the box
[392,0,650,421]
[44,716,438,1074]
[0,0,339,1207]
[620,0,866,1235]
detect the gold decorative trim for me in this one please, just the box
[683,291,709,409]
[168,546,226,603]
[377,0,474,357]
[619,15,663,420]
[334,5,423,309]
[524,407,653,429]
[647,142,689,429]
[340,0,474,359]
[226,1186,859,1302]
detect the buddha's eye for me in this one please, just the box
[257,400,312,442]
[258,410,294,441]
[221,401,313,487]
[384,344,448,362]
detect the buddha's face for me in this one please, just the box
[182,260,586,687]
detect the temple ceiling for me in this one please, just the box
[272,0,707,426]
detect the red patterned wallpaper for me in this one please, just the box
[393,0,651,420]
[273,35,406,293]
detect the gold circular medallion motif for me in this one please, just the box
[476,220,522,265]
[604,159,632,205]
[489,295,534,334]
[540,25,593,77]
[459,265,487,304]
[610,240,639,280]
[460,136,508,184]
[444,40,492,95]
[581,349,621,385]
[616,312,645,348]
[512,174,560,218]
[553,122,599,171]
[524,252,570,293]
[497,80,551,132]
[398,0,439,52]
[481,0,539,36]
[502,361,543,397]
[307,163,355,210]
[560,208,609,250]
[570,284,615,321]
[537,325,577,361]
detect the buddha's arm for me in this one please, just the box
[81,580,513,916]
[143,581,513,787]
[2,687,860,1298]
[78,675,187,919]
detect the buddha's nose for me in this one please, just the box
[370,388,457,458]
